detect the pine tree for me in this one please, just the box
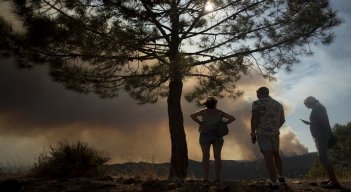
[0,0,341,179]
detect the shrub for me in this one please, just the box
[30,140,110,178]
[305,157,328,179]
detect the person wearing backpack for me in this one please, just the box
[190,96,235,184]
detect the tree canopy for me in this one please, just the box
[1,0,341,102]
[0,0,341,178]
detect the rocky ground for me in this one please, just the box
[1,177,351,192]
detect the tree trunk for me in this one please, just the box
[167,79,188,179]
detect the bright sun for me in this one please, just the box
[205,2,214,12]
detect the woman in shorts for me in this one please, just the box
[190,96,235,183]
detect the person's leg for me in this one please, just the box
[271,135,283,179]
[257,134,278,184]
[325,165,338,184]
[315,137,339,184]
[213,138,224,181]
[262,150,278,183]
[200,142,211,181]
[272,150,286,184]
[273,151,282,175]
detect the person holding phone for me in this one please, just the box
[302,96,341,189]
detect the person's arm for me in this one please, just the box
[314,107,330,127]
[251,109,259,144]
[279,109,285,128]
[190,110,204,126]
[220,110,236,124]
[300,119,311,125]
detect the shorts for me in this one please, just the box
[199,132,224,145]
[257,134,279,152]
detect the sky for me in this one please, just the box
[0,1,350,166]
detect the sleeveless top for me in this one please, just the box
[201,109,222,133]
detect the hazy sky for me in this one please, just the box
[0,1,350,166]
[275,0,351,152]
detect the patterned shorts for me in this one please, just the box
[257,134,279,152]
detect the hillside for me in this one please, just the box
[107,153,317,180]
[2,153,351,192]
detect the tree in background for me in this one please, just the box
[0,0,341,179]
[330,122,351,173]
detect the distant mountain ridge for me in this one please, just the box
[107,153,317,180]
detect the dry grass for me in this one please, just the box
[29,140,110,178]
[0,161,30,180]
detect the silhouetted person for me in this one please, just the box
[251,87,285,191]
[191,96,235,184]
[301,96,341,189]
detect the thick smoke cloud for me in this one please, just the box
[0,2,308,165]
[0,59,308,165]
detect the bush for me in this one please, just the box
[30,140,110,178]
[305,157,328,179]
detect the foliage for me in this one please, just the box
[305,155,327,179]
[330,122,351,164]
[0,0,341,103]
[30,140,110,178]
[0,0,341,178]
[306,122,351,179]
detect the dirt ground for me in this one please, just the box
[1,177,351,192]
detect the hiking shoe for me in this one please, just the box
[278,177,286,184]
[321,182,342,189]
[264,183,279,191]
